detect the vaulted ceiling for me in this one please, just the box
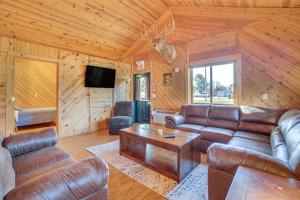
[0,0,299,61]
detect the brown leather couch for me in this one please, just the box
[166,105,300,200]
[165,104,284,152]
[0,128,109,200]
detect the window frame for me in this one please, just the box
[190,60,237,105]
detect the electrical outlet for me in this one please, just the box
[262,93,269,100]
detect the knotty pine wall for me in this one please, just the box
[0,37,7,136]
[188,11,300,109]
[0,37,131,137]
[129,11,300,111]
[15,58,57,109]
[132,43,188,111]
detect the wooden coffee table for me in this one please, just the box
[120,124,201,182]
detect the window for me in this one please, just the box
[191,62,235,105]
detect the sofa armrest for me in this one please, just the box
[208,143,295,178]
[165,115,185,129]
[3,128,58,157]
[5,157,109,200]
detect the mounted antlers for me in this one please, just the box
[141,16,177,64]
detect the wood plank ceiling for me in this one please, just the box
[164,0,300,7]
[0,0,299,61]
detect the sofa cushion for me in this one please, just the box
[272,144,290,163]
[234,131,270,144]
[239,106,284,124]
[3,128,58,157]
[270,128,286,149]
[238,122,276,135]
[109,116,133,127]
[200,127,234,143]
[0,147,15,198]
[182,104,210,126]
[280,115,300,135]
[176,124,205,133]
[114,101,133,117]
[207,106,239,130]
[238,106,285,135]
[12,146,71,178]
[16,157,74,186]
[283,123,300,154]
[278,109,300,126]
[181,104,210,117]
[229,137,272,155]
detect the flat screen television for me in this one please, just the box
[85,65,116,88]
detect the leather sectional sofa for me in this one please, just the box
[0,128,109,200]
[165,105,300,200]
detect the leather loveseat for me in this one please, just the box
[0,128,109,200]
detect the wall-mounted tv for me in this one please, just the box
[85,65,116,88]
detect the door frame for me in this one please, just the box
[6,54,61,136]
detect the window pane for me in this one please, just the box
[212,63,234,104]
[139,77,149,100]
[192,66,210,104]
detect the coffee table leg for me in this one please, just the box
[120,134,146,162]
[177,139,201,182]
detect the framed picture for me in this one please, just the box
[163,73,172,86]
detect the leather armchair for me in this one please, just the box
[109,101,134,134]
[5,157,109,200]
[1,128,109,200]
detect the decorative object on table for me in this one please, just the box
[108,101,134,135]
[156,129,164,135]
[163,73,173,86]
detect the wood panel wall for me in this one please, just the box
[128,10,300,111]
[151,44,187,111]
[0,36,131,137]
[238,11,300,109]
[131,43,187,111]
[15,58,57,109]
[187,11,300,109]
[188,31,237,63]
[0,37,8,135]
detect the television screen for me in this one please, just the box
[85,65,116,88]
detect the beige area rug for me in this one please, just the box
[87,140,208,200]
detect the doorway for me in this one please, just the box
[14,58,58,133]
[133,72,151,124]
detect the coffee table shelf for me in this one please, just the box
[120,124,201,182]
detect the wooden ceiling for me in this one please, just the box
[0,0,299,61]
[165,0,300,7]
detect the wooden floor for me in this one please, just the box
[58,130,166,200]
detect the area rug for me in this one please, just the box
[87,140,208,200]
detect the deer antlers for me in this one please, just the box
[140,16,177,64]
[141,16,176,44]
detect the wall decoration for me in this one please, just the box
[163,73,172,86]
[136,60,145,70]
